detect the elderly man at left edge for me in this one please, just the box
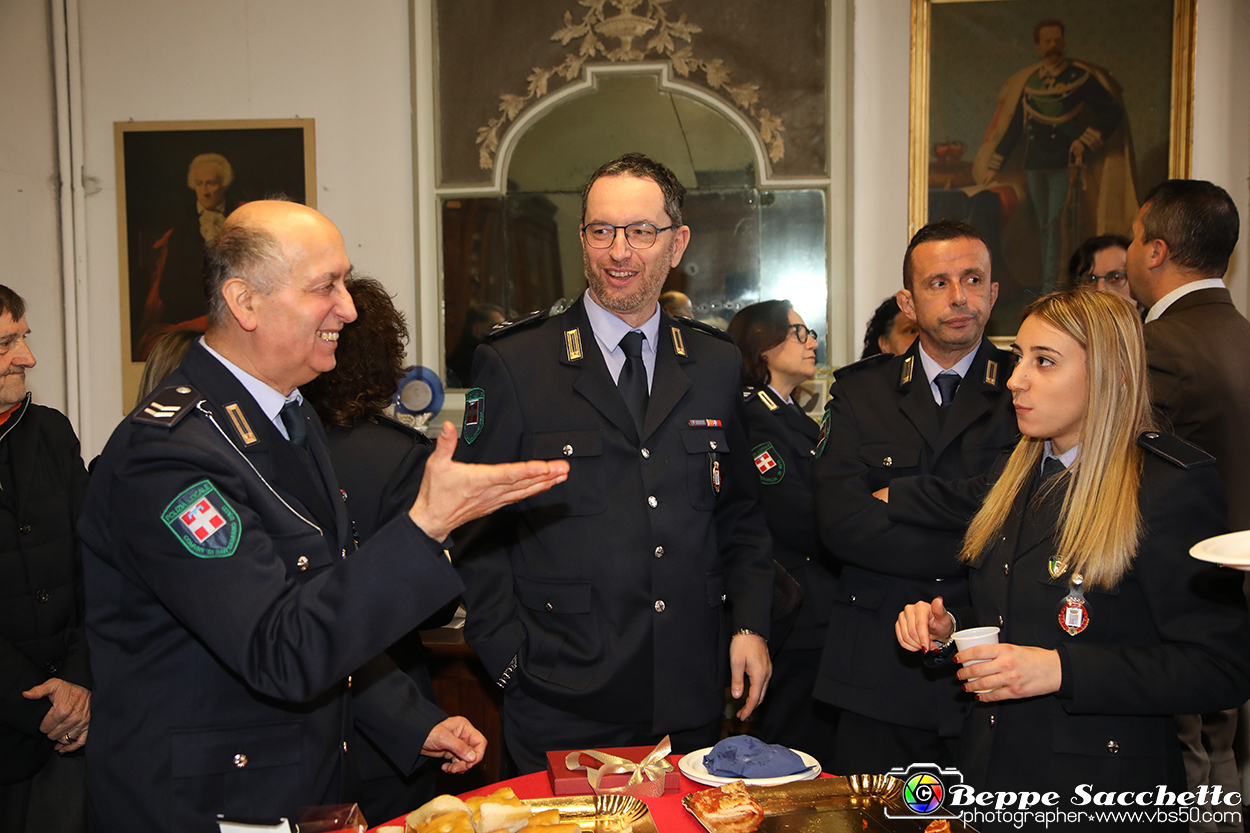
[78,200,569,831]
[0,285,90,832]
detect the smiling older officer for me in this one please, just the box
[78,200,569,832]
[454,153,774,774]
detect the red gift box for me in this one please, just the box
[546,746,681,795]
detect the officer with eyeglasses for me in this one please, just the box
[453,152,774,774]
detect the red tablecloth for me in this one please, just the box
[373,755,831,832]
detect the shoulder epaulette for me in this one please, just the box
[133,385,201,428]
[484,309,548,341]
[1138,431,1216,469]
[675,316,734,343]
[371,413,434,445]
[741,387,756,401]
[832,352,892,382]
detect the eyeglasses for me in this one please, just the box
[1076,270,1128,288]
[581,222,676,250]
[789,323,818,343]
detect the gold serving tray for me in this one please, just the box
[683,776,981,833]
[520,794,658,833]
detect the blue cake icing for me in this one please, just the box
[702,735,809,778]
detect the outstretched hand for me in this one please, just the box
[895,596,955,653]
[409,422,569,541]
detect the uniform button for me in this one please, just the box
[35,590,49,603]
[1003,563,1010,576]
[883,456,893,467]
[19,523,32,534]
[641,448,651,459]
[340,548,347,559]
[233,753,248,768]
[720,594,727,602]
[647,496,658,508]
[654,546,664,558]
[654,600,666,613]
[562,444,573,457]
[347,675,353,688]
[1107,740,1119,754]
[805,555,811,561]
[998,614,1005,626]
[935,577,944,582]
[989,715,995,727]
[342,741,349,754]
[545,602,554,612]
[809,449,816,456]
[709,440,718,450]
[849,594,857,602]
[296,556,309,571]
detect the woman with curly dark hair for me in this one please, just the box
[860,296,918,359]
[303,276,459,822]
[727,301,836,765]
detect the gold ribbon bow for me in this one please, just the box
[564,736,674,797]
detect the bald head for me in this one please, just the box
[205,201,340,330]
[203,201,357,394]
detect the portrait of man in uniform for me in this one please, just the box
[919,0,1184,332]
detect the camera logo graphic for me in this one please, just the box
[884,762,964,820]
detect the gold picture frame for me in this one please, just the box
[909,0,1195,335]
[115,118,316,408]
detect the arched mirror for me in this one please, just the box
[441,70,828,389]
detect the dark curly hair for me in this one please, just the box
[727,300,793,389]
[303,276,409,429]
[861,296,904,359]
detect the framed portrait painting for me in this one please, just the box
[115,118,315,406]
[910,0,1194,335]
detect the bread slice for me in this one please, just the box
[405,795,472,833]
[467,787,533,833]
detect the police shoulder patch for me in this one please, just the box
[134,385,201,428]
[462,388,485,444]
[753,442,786,485]
[162,480,242,558]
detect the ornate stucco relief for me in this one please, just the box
[475,0,786,170]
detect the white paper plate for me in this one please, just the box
[678,746,821,787]
[1190,530,1250,570]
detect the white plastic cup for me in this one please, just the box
[952,626,1000,691]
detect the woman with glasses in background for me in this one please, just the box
[728,301,837,766]
[1066,234,1145,317]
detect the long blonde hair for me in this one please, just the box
[960,291,1155,588]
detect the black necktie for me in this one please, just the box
[935,371,961,408]
[618,331,649,430]
[935,371,961,425]
[279,400,307,447]
[1041,455,1066,482]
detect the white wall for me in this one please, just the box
[1,0,68,414]
[72,0,417,455]
[851,0,1250,339]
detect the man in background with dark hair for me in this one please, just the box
[813,219,1018,774]
[0,285,91,833]
[1127,179,1249,831]
[454,153,773,774]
